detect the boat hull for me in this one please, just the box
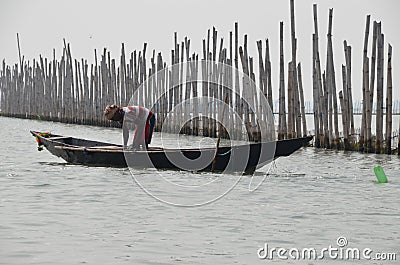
[31,131,312,173]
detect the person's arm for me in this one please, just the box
[122,123,129,148]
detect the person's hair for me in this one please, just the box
[104,104,120,120]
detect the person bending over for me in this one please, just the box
[104,104,155,150]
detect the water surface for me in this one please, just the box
[0,116,399,264]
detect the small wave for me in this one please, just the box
[26,183,51,187]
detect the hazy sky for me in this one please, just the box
[0,0,399,102]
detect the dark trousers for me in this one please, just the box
[146,114,156,145]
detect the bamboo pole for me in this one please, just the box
[326,9,334,147]
[385,44,392,154]
[179,41,185,134]
[184,37,191,134]
[228,30,234,139]
[234,22,241,140]
[93,49,99,124]
[154,52,161,131]
[201,38,209,137]
[120,43,127,106]
[256,40,265,123]
[244,35,252,131]
[287,61,294,138]
[360,15,370,151]
[239,43,251,139]
[74,59,80,122]
[289,0,298,138]
[364,57,371,152]
[297,63,307,136]
[278,22,287,140]
[339,91,349,150]
[143,43,148,109]
[82,59,89,122]
[312,34,320,146]
[218,38,225,136]
[209,28,218,138]
[16,33,23,68]
[66,42,74,124]
[398,116,400,156]
[344,41,354,142]
[169,47,175,134]
[313,4,324,146]
[322,71,329,148]
[256,40,265,105]
[376,26,384,153]
[293,40,302,138]
[368,21,378,151]
[326,8,339,148]
[265,39,273,114]
[192,53,199,136]
[341,65,349,149]
[331,56,339,148]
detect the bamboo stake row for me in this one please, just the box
[0,1,397,154]
[1,22,296,142]
[311,4,396,153]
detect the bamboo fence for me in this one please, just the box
[0,1,397,154]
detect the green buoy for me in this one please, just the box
[374,165,388,183]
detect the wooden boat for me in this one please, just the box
[31,131,312,174]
